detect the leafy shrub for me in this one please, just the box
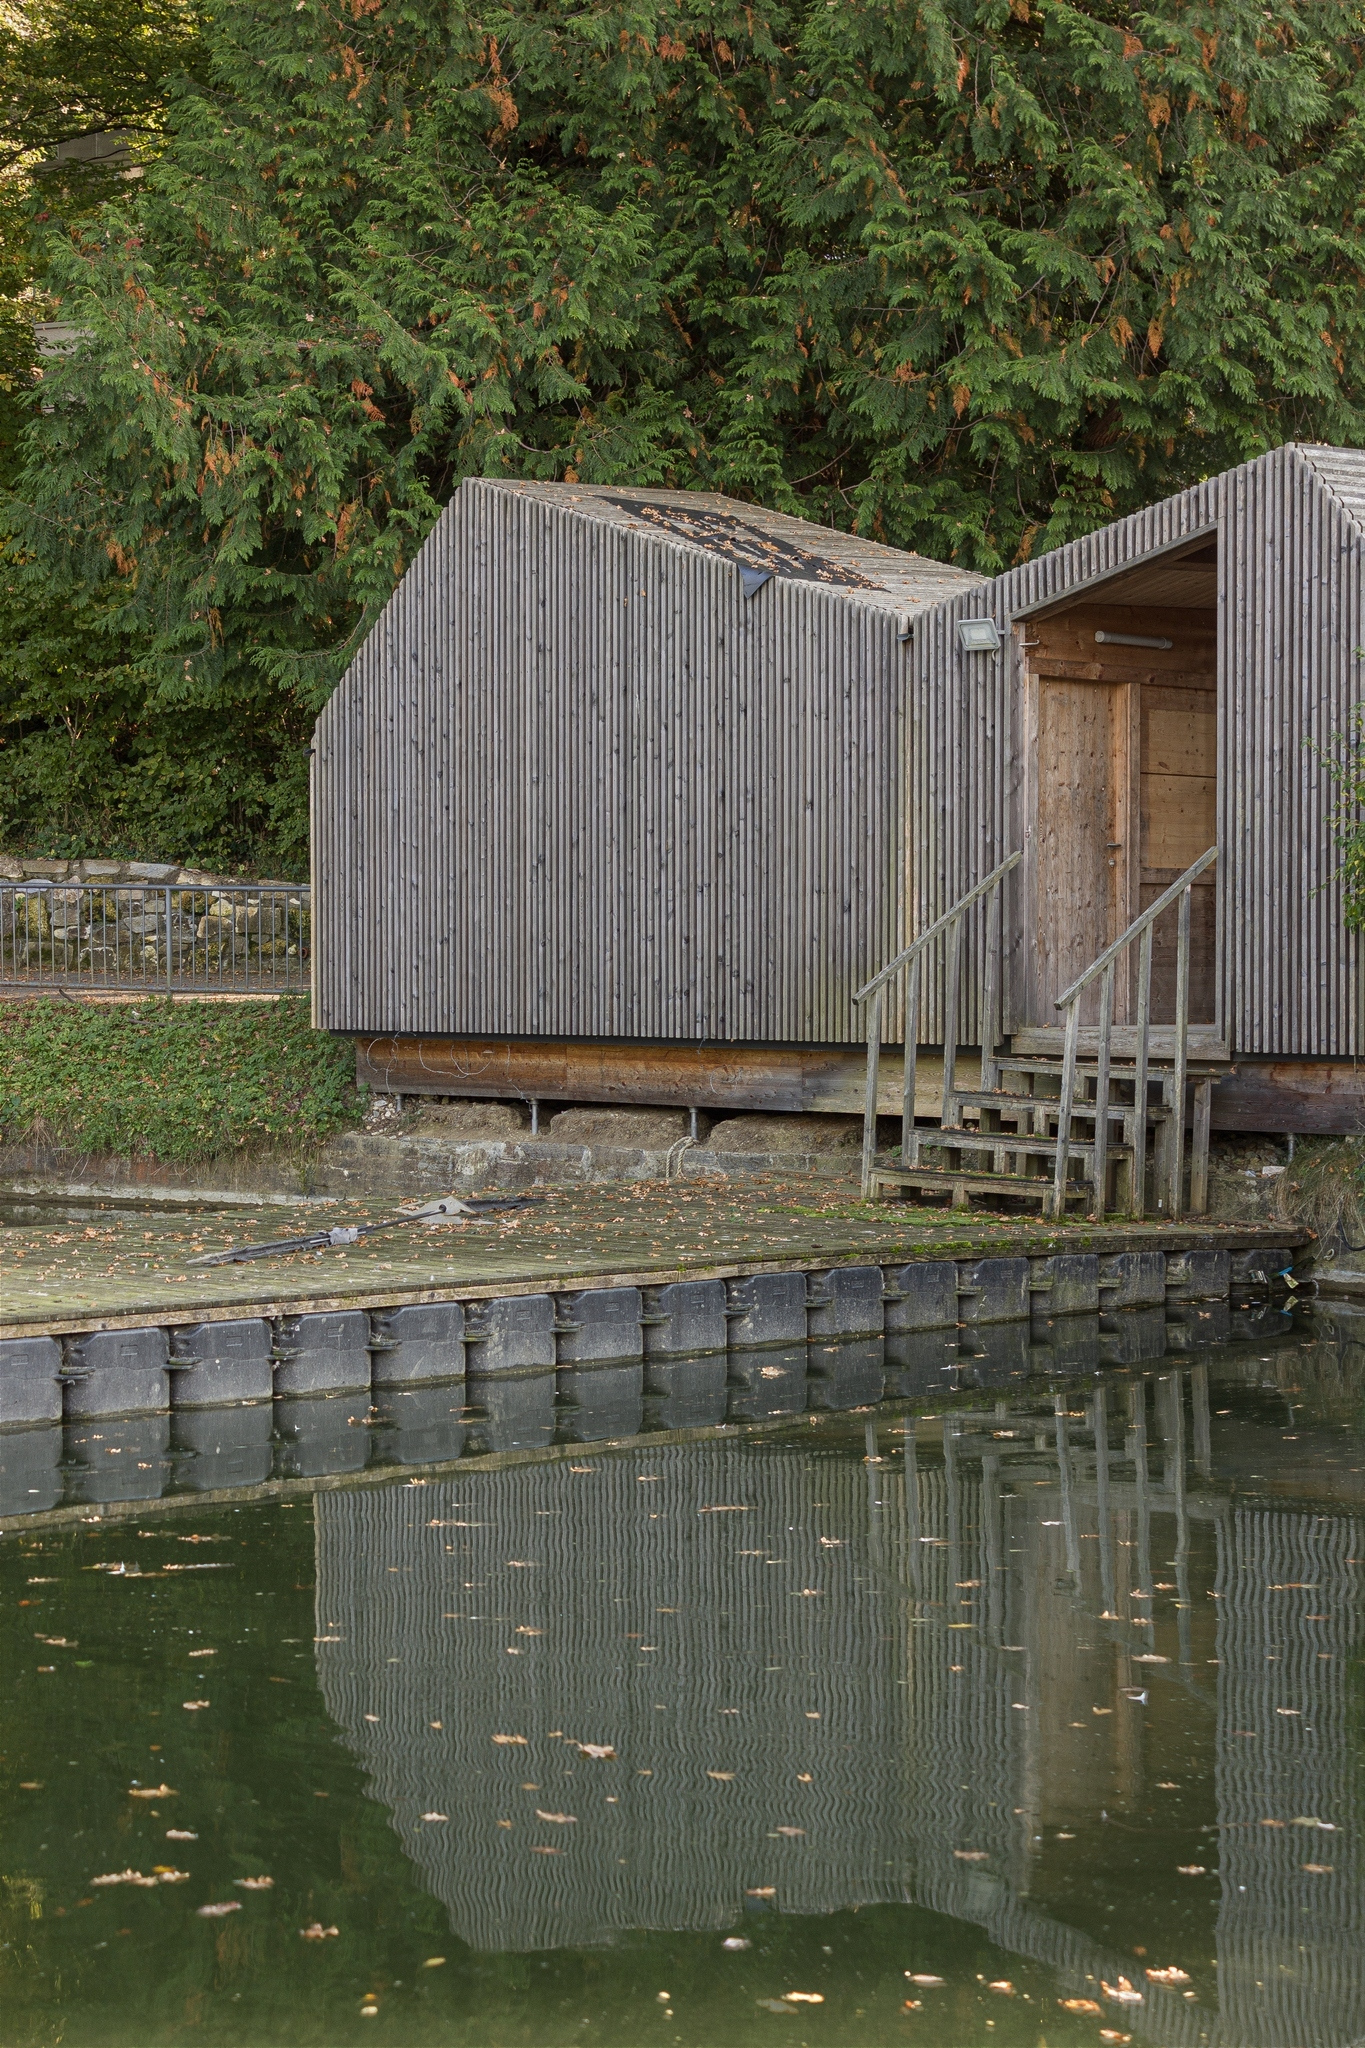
[0,996,363,1163]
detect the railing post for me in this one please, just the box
[941,912,962,1127]
[861,986,884,1200]
[1170,884,1191,1220]
[1049,997,1081,1219]
[901,954,921,1168]
[1131,922,1152,1218]
[980,878,1002,1094]
[1090,960,1113,1220]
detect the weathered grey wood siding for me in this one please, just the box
[313,483,973,1044]
[911,443,1364,1057]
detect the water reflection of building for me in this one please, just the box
[313,1369,1362,2048]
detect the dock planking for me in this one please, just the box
[0,1173,1309,1337]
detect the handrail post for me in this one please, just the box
[1090,960,1113,1220]
[941,911,962,1127]
[1049,997,1081,1219]
[1170,884,1191,1220]
[901,954,921,1167]
[1132,923,1152,1217]
[980,877,1002,1094]
[861,986,884,1200]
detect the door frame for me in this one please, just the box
[1003,525,1224,1041]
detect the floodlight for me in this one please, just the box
[957,616,1002,652]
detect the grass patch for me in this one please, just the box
[0,997,364,1165]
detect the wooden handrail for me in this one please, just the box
[854,853,1021,1198]
[1049,846,1216,1223]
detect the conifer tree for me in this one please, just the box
[9,0,1365,868]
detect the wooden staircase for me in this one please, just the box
[857,850,1226,1221]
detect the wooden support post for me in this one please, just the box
[1049,998,1081,1219]
[900,954,921,1168]
[1170,886,1191,1220]
[861,986,884,1200]
[1090,960,1113,1220]
[1190,1077,1212,1215]
[941,915,962,1128]
[1131,923,1152,1218]
[981,881,1002,1094]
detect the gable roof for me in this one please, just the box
[485,479,985,622]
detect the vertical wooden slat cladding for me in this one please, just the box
[915,444,1363,1057]
[314,482,977,1045]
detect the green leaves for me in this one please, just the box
[0,996,361,1163]
[5,0,1365,867]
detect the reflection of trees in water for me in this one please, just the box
[312,1371,1362,2047]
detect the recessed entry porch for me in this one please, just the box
[1010,532,1221,1057]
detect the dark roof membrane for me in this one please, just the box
[601,494,877,590]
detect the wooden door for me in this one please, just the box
[1027,675,1136,1024]
[1140,679,1217,1022]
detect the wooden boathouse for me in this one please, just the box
[312,444,1364,1209]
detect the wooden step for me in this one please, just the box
[994,1055,1227,1080]
[950,1088,1171,1122]
[868,1165,1089,1208]
[914,1128,1133,1164]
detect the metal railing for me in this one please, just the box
[0,881,311,994]
[1048,846,1217,1222]
[854,854,1022,1199]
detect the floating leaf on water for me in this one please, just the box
[234,1877,274,1890]
[756,1999,795,2014]
[1060,1998,1102,2013]
[423,1957,446,1967]
[1098,2033,1133,2043]
[953,1850,988,1862]
[747,1887,776,1898]
[188,1649,216,1658]
[1303,1863,1334,1874]
[92,1870,157,1888]
[907,1975,945,1987]
[773,1827,805,1837]
[902,1999,922,2010]
[535,1811,577,1824]
[197,1902,241,1918]
[576,1743,616,1760]
[182,1701,211,1711]
[492,1734,528,1746]
[1145,1968,1190,1985]
[1102,1978,1143,2003]
[166,1831,197,1841]
[722,1937,751,1950]
[420,1812,449,1823]
[128,1785,176,1799]
[530,1846,560,1855]
[300,1924,339,1940]
[1131,1655,1168,1665]
[987,1980,1015,1995]
[1176,1866,1207,1876]
[153,1868,190,1883]
[784,1992,823,2004]
[707,1771,736,1782]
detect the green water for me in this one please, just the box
[2,1321,1361,2047]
